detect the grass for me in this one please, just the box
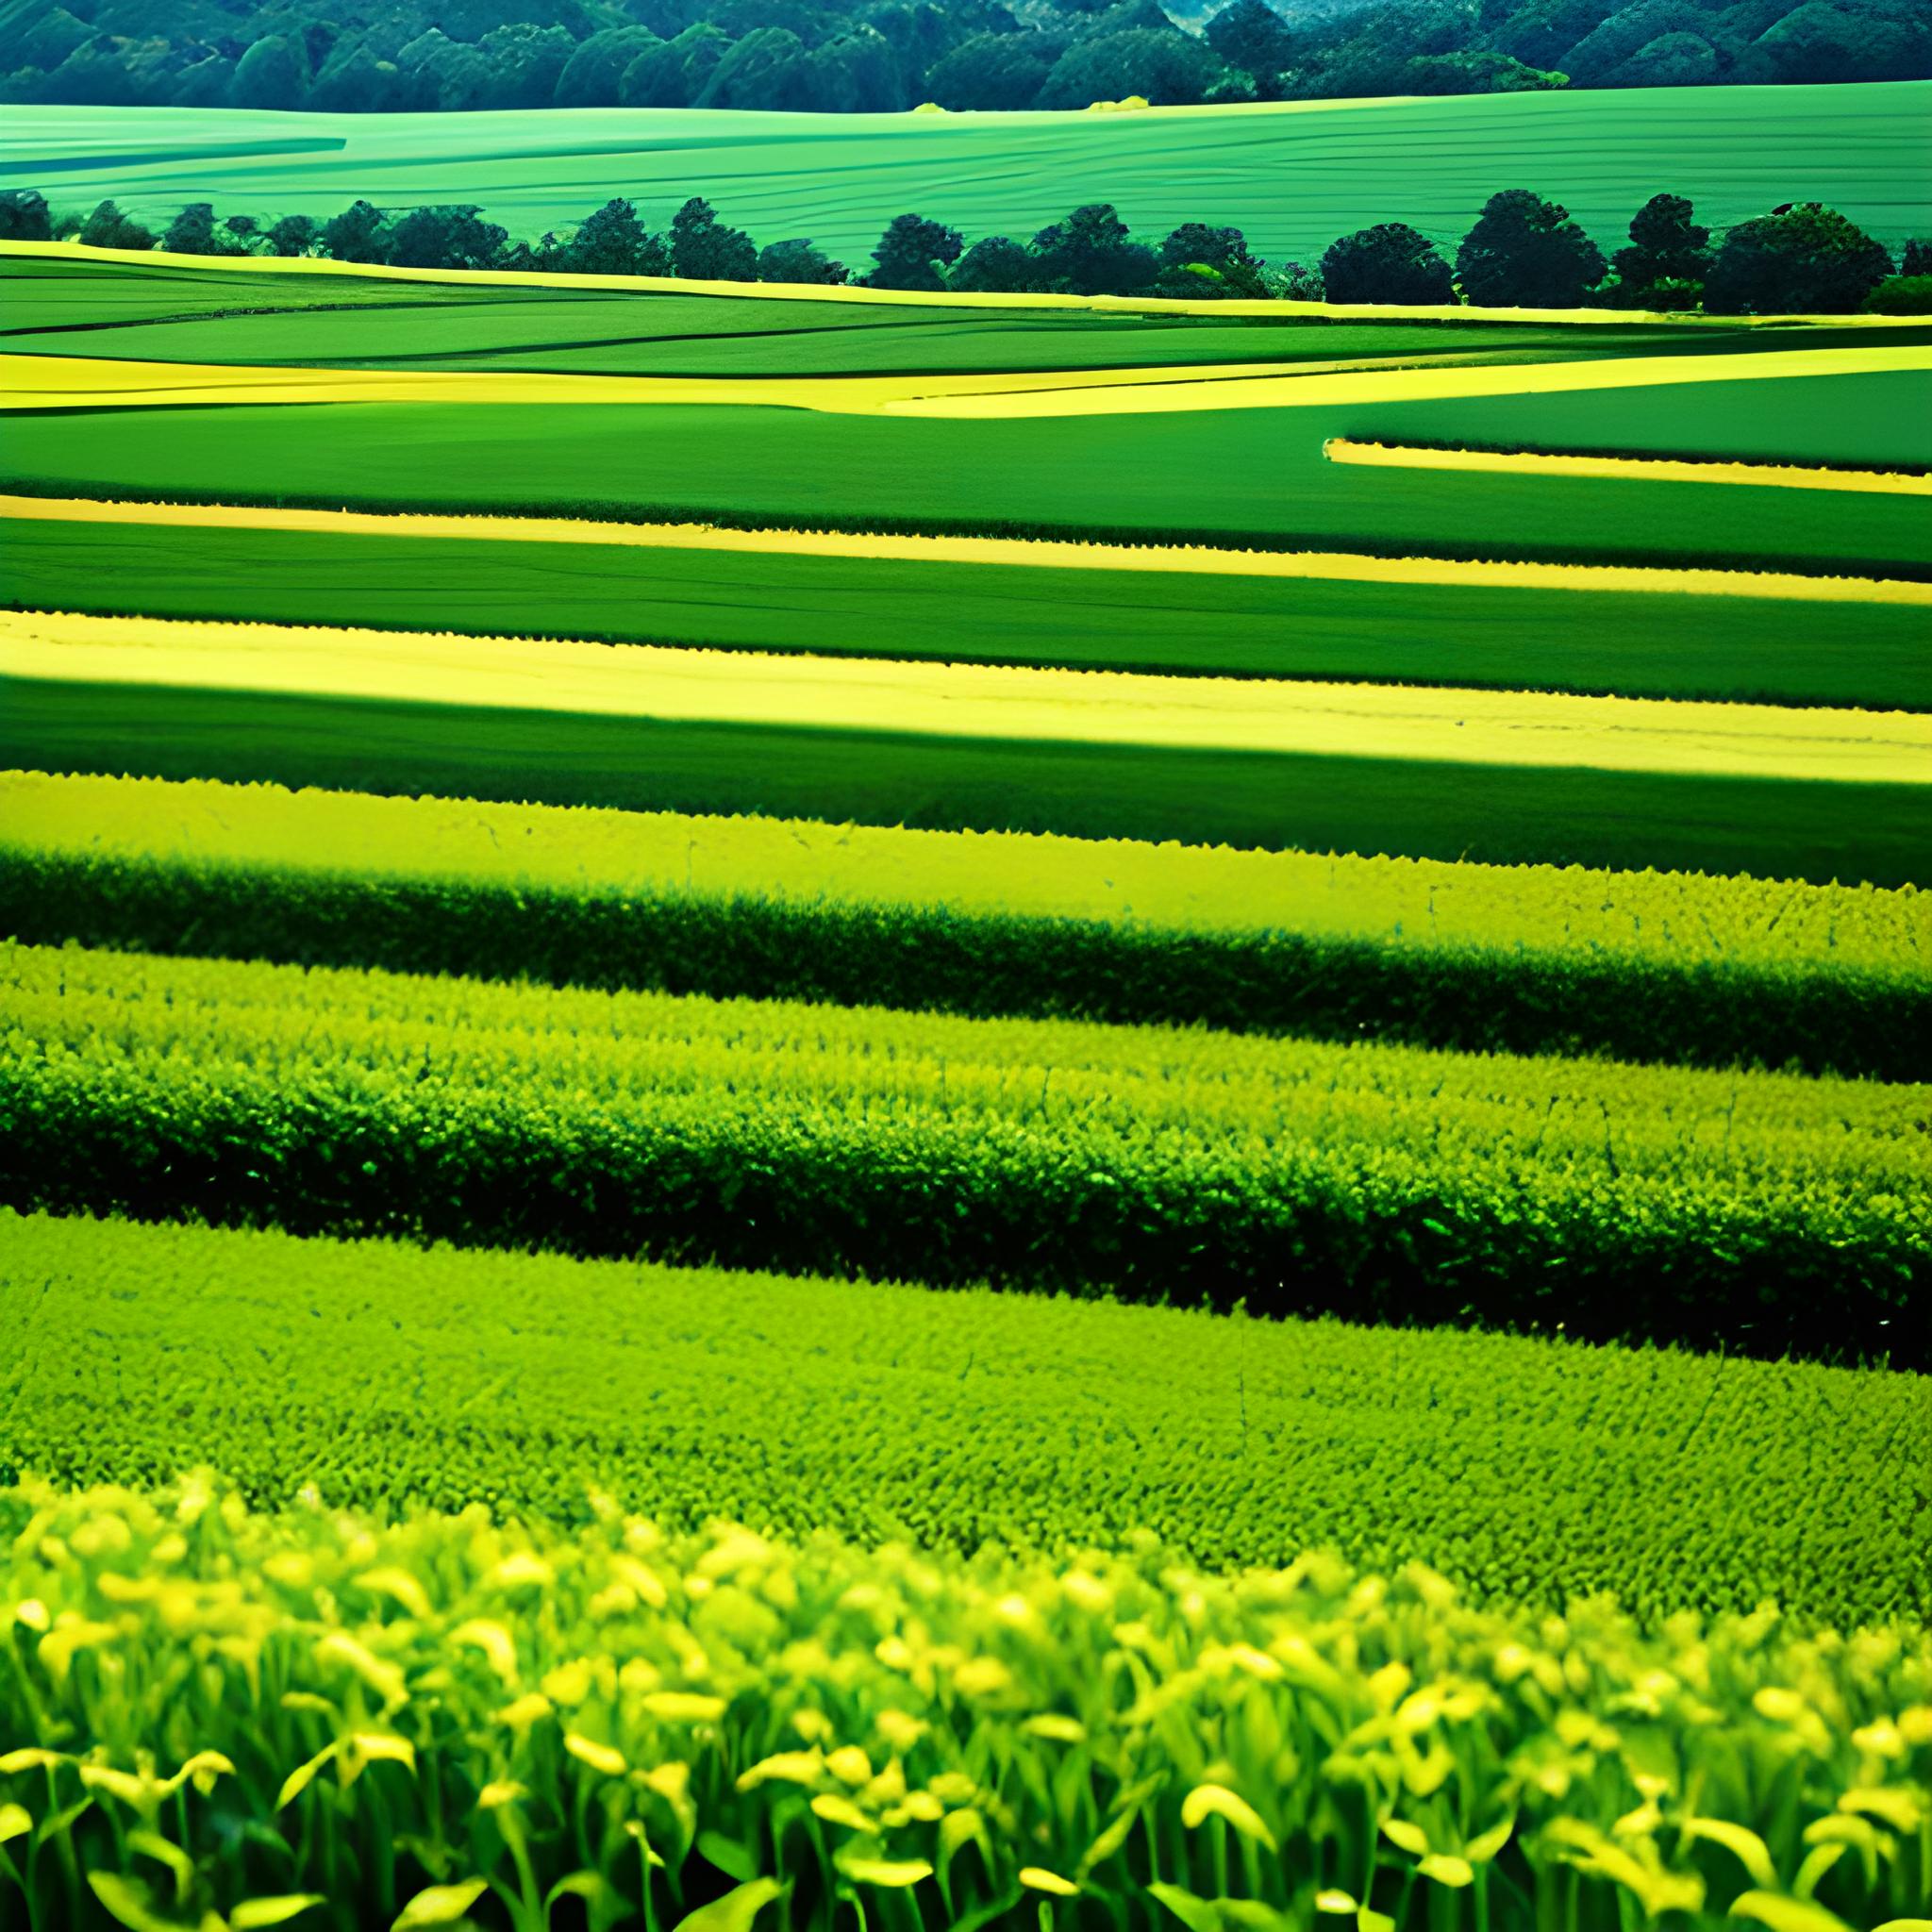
[7,937,1925,1360]
[8,381,1930,575]
[5,770,1926,1080]
[10,512,1932,708]
[1324,438,1932,493]
[4,82,1926,261]
[4,1209,1926,1623]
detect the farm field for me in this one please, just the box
[3,82,1927,259]
[3,230,1932,1930]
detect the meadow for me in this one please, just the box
[2,232,1931,1932]
[4,82,1928,259]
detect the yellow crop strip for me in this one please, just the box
[5,608,1926,785]
[10,236,1927,326]
[7,493,1928,606]
[1325,438,1932,494]
[7,341,1928,420]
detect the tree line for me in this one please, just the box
[4,183,1926,315]
[2,0,1925,116]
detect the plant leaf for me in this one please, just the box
[1727,1893,1854,1932]
[232,1899,328,1929]
[391,1880,491,1928]
[1148,1882,1222,1932]
[671,1876,785,1932]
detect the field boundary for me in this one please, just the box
[8,492,1930,605]
[1325,438,1932,493]
[8,237,1926,326]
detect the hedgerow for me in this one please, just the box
[5,1210,1926,1625]
[3,774,1926,1081]
[1,1474,1928,1932]
[3,941,1925,1361]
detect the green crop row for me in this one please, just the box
[4,941,1925,1360]
[5,1210,1925,1626]
[3,772,1927,1079]
[3,1472,1929,1932]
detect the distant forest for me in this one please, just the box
[1,0,1925,114]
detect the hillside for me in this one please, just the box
[0,0,1924,114]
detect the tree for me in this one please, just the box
[321,200,391,264]
[923,31,1053,109]
[1320,223,1455,303]
[758,238,849,284]
[1155,222,1269,297]
[265,213,321,258]
[1704,202,1893,313]
[1205,0,1294,82]
[386,205,508,271]
[0,189,52,242]
[1606,192,1710,308]
[619,25,730,107]
[475,24,575,108]
[867,212,965,291]
[1038,28,1231,108]
[563,199,672,276]
[1456,189,1606,306]
[1863,275,1932,313]
[229,33,308,110]
[1264,259,1324,299]
[553,27,659,106]
[1030,202,1158,295]
[948,234,1038,292]
[670,197,758,281]
[695,26,815,109]
[162,202,234,256]
[1898,239,1930,275]
[78,199,155,252]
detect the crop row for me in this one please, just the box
[4,941,1925,1359]
[5,1209,1924,1626]
[3,772,1927,1080]
[2,1473,1928,1932]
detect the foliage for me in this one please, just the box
[0,1474,1928,1930]
[4,1208,1927,1623]
[76,198,155,252]
[0,189,53,242]
[1455,189,1607,307]
[1605,191,1710,308]
[1865,274,1932,314]
[3,938,1926,1361]
[756,239,847,286]
[1319,224,1456,304]
[1705,201,1896,313]
[3,772,1927,1083]
[864,213,962,292]
[670,197,757,283]
[1029,203,1160,297]
[561,199,673,278]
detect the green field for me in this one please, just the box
[5,83,1927,260]
[5,240,1929,1932]
[7,1210,1924,1624]
[10,382,1932,576]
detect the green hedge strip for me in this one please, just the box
[4,941,1924,1363]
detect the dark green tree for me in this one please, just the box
[695,26,815,108]
[386,205,508,271]
[321,199,391,264]
[1155,221,1269,295]
[947,234,1038,292]
[867,212,965,291]
[1704,202,1893,313]
[265,213,321,258]
[162,202,232,256]
[670,197,758,280]
[0,189,52,241]
[1863,275,1932,313]
[1205,0,1294,82]
[1319,222,1455,303]
[475,24,575,108]
[229,33,308,109]
[619,25,730,107]
[554,26,661,106]
[758,238,849,284]
[563,198,672,276]
[923,32,1053,109]
[1030,202,1158,295]
[1606,192,1710,308]
[1039,28,1231,108]
[1456,188,1606,306]
[78,199,155,251]
[1897,238,1929,275]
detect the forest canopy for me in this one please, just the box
[2,0,1926,113]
